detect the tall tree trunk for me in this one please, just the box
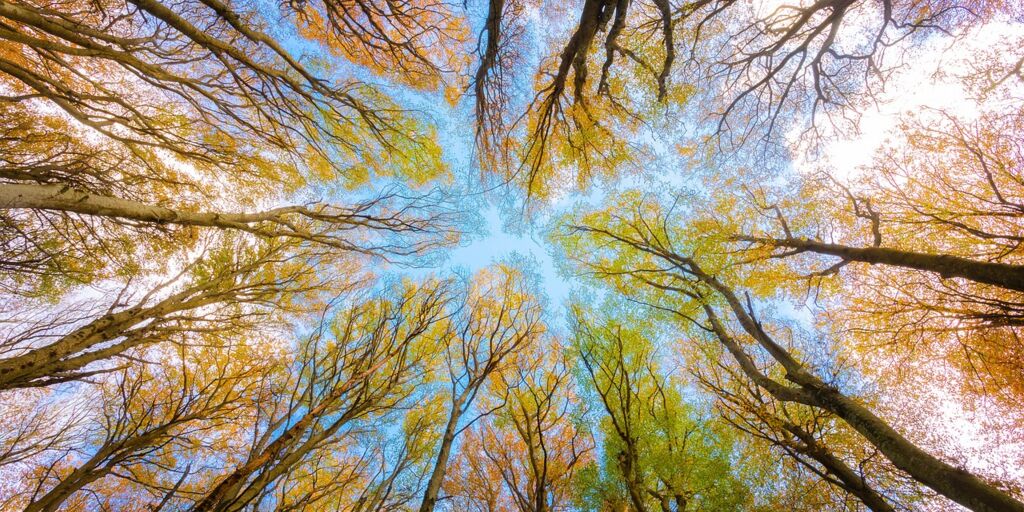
[0,183,301,230]
[418,397,465,512]
[24,427,177,512]
[783,423,895,512]
[805,383,1023,512]
[24,458,110,512]
[191,357,394,512]
[0,287,218,390]
[742,237,1024,293]
[673,494,687,512]
[617,450,648,512]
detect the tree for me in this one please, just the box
[0,100,457,299]
[0,0,445,177]
[290,0,468,91]
[15,339,271,512]
[471,0,529,179]
[557,190,1024,512]
[418,264,546,512]
[0,179,458,294]
[516,0,681,202]
[572,307,751,512]
[443,338,593,512]
[670,0,1003,146]
[694,341,913,512]
[190,277,453,512]
[0,235,330,390]
[731,108,1024,415]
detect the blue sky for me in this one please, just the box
[262,0,802,335]
[444,205,571,308]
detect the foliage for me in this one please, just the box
[1,1,1023,511]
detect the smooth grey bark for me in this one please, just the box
[417,395,465,512]
[0,287,218,390]
[0,182,444,255]
[741,236,1024,293]
[0,183,308,230]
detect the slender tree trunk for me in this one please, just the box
[673,494,687,512]
[745,237,1024,293]
[418,398,465,512]
[24,458,109,512]
[805,382,1023,512]
[650,490,671,512]
[24,427,175,512]
[783,423,895,512]
[651,0,674,100]
[0,182,297,230]
[535,486,548,512]
[0,284,219,390]
[191,403,319,512]
[192,357,393,512]
[475,0,503,90]
[0,306,147,389]
[619,452,649,512]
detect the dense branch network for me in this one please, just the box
[1,1,1022,511]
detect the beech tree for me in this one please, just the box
[0,102,457,299]
[418,264,546,512]
[2,0,1023,510]
[467,0,1011,201]
[730,108,1024,416]
[558,190,1024,512]
[673,0,996,144]
[694,340,917,512]
[289,0,467,90]
[14,339,271,512]
[0,235,331,390]
[443,338,592,512]
[0,0,446,175]
[190,277,453,512]
[572,308,751,512]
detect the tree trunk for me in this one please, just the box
[750,237,1024,293]
[418,399,464,512]
[807,383,1023,512]
[23,427,176,512]
[783,423,895,512]
[0,283,220,390]
[0,182,296,230]
[191,357,394,512]
[618,451,648,512]
[23,459,109,512]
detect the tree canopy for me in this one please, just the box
[2,0,1023,511]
